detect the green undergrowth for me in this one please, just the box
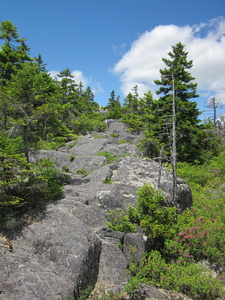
[76,168,89,177]
[106,151,225,300]
[0,158,66,230]
[98,151,118,165]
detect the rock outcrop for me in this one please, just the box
[0,120,192,300]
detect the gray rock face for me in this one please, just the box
[30,150,106,172]
[0,121,192,299]
[0,204,101,300]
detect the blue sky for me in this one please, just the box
[1,0,225,120]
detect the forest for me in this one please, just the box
[0,21,225,299]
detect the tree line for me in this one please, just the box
[0,21,105,220]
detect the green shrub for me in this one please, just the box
[98,151,117,165]
[175,159,225,265]
[76,169,89,177]
[118,139,127,144]
[106,166,225,299]
[103,178,113,184]
[69,155,75,161]
[31,159,65,202]
[77,285,93,300]
[126,205,140,224]
[87,289,127,300]
[136,184,177,241]
[125,250,224,300]
[62,166,70,172]
[110,133,119,138]
[36,136,68,150]
[106,209,137,233]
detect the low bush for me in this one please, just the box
[98,151,118,165]
[106,209,137,233]
[0,158,65,224]
[126,250,224,300]
[106,175,225,299]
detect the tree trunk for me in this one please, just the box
[23,124,29,162]
[172,75,177,203]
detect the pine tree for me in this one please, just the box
[106,90,121,119]
[57,68,78,105]
[153,42,201,162]
[0,21,32,84]
[138,91,160,157]
[6,62,64,161]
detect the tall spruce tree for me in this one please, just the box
[138,91,160,158]
[153,42,202,162]
[0,21,31,84]
[105,90,121,119]
[6,62,63,161]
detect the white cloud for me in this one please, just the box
[111,17,225,102]
[71,70,88,87]
[48,70,59,79]
[49,69,103,95]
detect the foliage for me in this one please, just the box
[110,133,119,138]
[0,20,108,224]
[1,21,225,298]
[136,184,177,242]
[69,155,75,161]
[173,155,225,265]
[71,112,106,134]
[77,285,93,300]
[36,136,68,150]
[106,184,177,243]
[62,166,70,172]
[103,177,113,184]
[0,158,65,222]
[31,159,65,201]
[76,169,89,177]
[98,151,118,165]
[120,44,221,164]
[125,250,224,300]
[107,172,225,299]
[87,289,127,300]
[118,140,127,144]
[106,209,137,233]
[105,90,122,119]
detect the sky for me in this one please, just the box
[1,0,225,121]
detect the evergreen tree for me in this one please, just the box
[34,54,48,73]
[138,91,160,157]
[83,86,94,103]
[57,68,78,105]
[0,21,32,84]
[105,90,121,119]
[139,91,155,134]
[153,42,202,162]
[123,85,139,114]
[122,87,143,133]
[6,62,64,161]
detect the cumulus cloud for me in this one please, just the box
[49,69,103,95]
[111,16,225,103]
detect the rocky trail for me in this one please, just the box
[0,120,192,300]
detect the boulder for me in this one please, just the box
[0,203,101,300]
[29,150,106,172]
[123,232,148,265]
[111,156,192,211]
[69,137,108,156]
